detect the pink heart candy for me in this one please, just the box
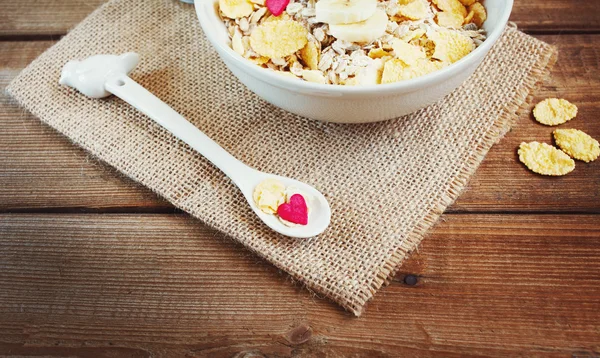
[266,0,290,17]
[277,194,308,225]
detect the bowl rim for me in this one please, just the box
[195,0,514,95]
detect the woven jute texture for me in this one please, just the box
[8,0,557,316]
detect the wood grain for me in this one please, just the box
[0,213,598,356]
[454,33,600,212]
[1,35,599,212]
[0,0,108,37]
[1,1,599,356]
[0,0,599,37]
[0,41,171,211]
[511,1,600,33]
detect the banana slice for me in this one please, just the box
[315,0,378,25]
[329,9,388,43]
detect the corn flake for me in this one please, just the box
[533,98,578,126]
[262,13,291,22]
[397,0,430,20]
[300,41,320,70]
[518,142,575,176]
[430,29,474,63]
[249,56,270,65]
[250,20,308,59]
[391,39,426,66]
[433,0,467,17]
[468,2,487,27]
[253,178,286,214]
[553,129,600,163]
[436,11,465,28]
[464,10,474,25]
[459,0,477,5]
[401,29,427,42]
[381,58,445,83]
[368,48,391,59]
[219,0,254,19]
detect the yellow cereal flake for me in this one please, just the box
[368,48,391,59]
[249,56,270,65]
[343,77,359,86]
[391,39,426,66]
[302,70,327,84]
[262,13,291,22]
[253,178,286,214]
[250,20,308,59]
[553,129,600,163]
[381,59,405,84]
[518,142,575,176]
[459,0,477,6]
[397,0,430,20]
[300,41,320,70]
[468,2,487,27]
[533,98,578,126]
[381,58,445,83]
[404,60,445,80]
[464,10,474,25]
[430,29,474,63]
[219,0,254,19]
[354,58,386,85]
[381,59,406,84]
[433,0,467,17]
[401,28,426,42]
[436,11,465,28]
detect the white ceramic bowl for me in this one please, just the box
[195,0,513,123]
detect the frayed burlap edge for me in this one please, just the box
[353,28,558,316]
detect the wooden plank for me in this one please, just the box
[0,0,107,37]
[0,41,171,211]
[511,1,600,33]
[0,0,599,36]
[454,33,600,212]
[1,35,599,212]
[0,213,598,356]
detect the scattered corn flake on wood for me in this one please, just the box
[533,98,578,126]
[553,129,600,163]
[518,142,575,176]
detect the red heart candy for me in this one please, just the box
[277,194,308,225]
[266,0,290,17]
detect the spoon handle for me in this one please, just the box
[104,74,255,189]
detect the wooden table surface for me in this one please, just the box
[1,1,599,357]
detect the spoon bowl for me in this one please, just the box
[59,53,331,238]
[242,172,331,238]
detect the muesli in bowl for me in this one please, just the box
[218,0,487,85]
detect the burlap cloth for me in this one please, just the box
[7,0,557,316]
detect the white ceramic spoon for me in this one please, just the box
[59,53,331,238]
